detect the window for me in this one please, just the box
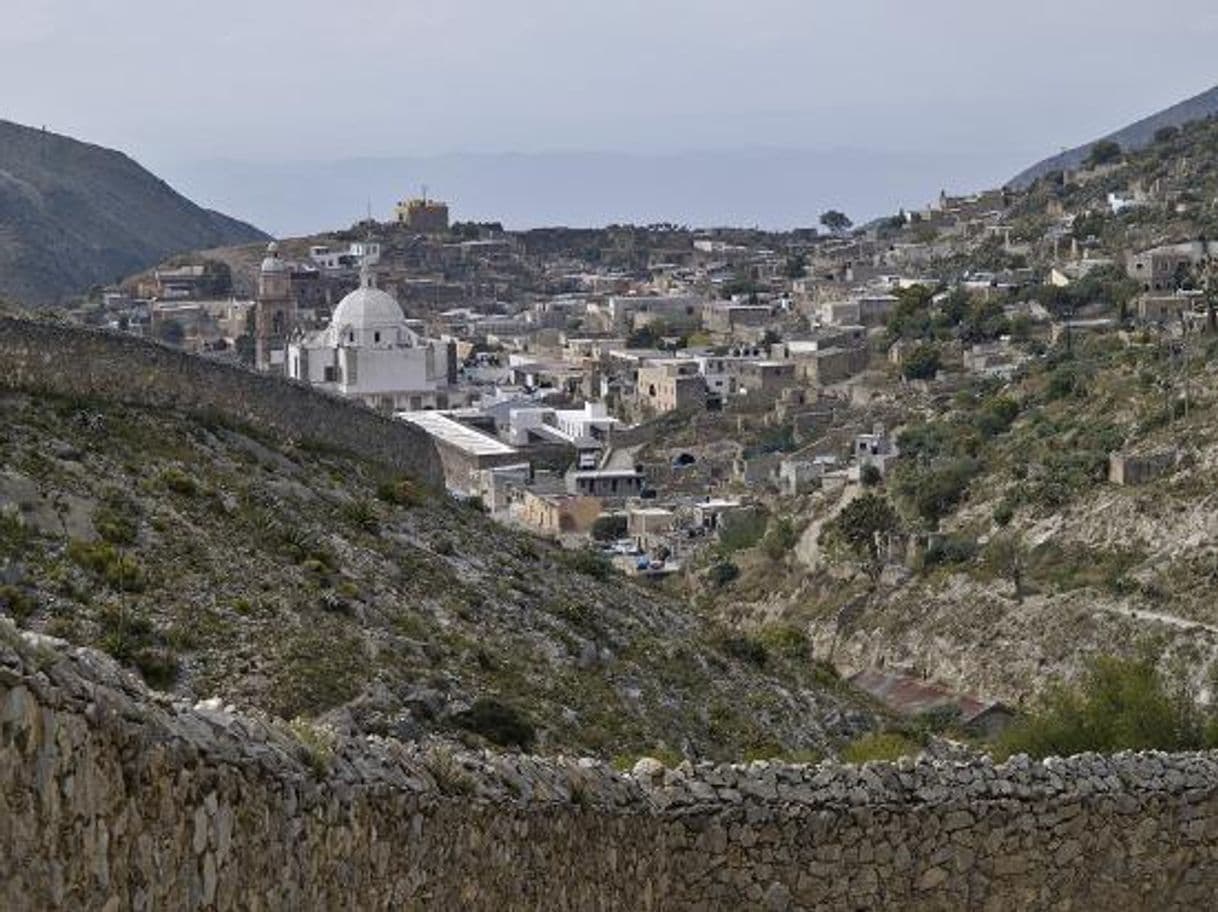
[374,331,381,343]
[348,331,355,343]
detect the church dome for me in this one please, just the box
[331,283,405,330]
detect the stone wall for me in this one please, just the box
[0,317,443,487]
[3,625,1218,911]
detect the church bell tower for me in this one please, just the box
[256,241,296,373]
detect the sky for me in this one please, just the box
[5,1,1218,232]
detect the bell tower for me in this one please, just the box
[256,241,295,373]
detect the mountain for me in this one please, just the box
[0,120,268,305]
[163,147,1013,236]
[1009,84,1218,189]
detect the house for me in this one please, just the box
[398,411,524,499]
[566,469,645,499]
[778,458,823,496]
[852,426,899,477]
[1109,451,1178,486]
[734,361,796,397]
[517,490,603,537]
[636,360,707,414]
[848,669,1015,738]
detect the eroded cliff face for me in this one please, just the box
[4,621,1218,911]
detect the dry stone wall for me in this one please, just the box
[0,317,443,487]
[3,624,1218,911]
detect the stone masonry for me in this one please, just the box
[0,317,444,488]
[3,623,1218,911]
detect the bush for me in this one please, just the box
[841,732,921,764]
[159,467,199,497]
[67,540,146,592]
[708,561,740,588]
[923,534,978,568]
[717,634,768,668]
[997,654,1213,760]
[0,585,37,623]
[96,604,178,688]
[562,548,613,580]
[591,514,628,543]
[892,458,979,528]
[454,698,536,750]
[377,478,423,508]
[717,510,768,553]
[761,517,798,561]
[755,625,809,660]
[902,343,941,381]
[860,464,882,487]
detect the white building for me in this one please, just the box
[286,266,454,411]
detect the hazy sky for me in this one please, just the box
[5,1,1218,229]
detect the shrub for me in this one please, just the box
[93,494,140,546]
[892,458,979,528]
[287,717,337,778]
[923,534,978,568]
[902,343,941,381]
[717,634,768,668]
[0,585,37,623]
[159,467,199,497]
[591,514,628,542]
[340,498,380,533]
[67,540,147,592]
[96,604,178,688]
[755,624,809,660]
[841,732,921,764]
[996,654,1213,760]
[562,548,613,580]
[377,477,423,508]
[860,464,882,487]
[717,510,768,553]
[761,517,798,561]
[708,561,739,588]
[454,698,536,750]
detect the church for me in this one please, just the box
[284,258,458,412]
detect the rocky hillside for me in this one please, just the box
[0,119,267,305]
[693,332,1218,709]
[0,381,870,763]
[1009,83,1218,189]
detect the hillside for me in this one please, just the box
[694,329,1218,711]
[1009,84,1218,189]
[0,120,267,305]
[0,320,870,762]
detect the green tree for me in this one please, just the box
[1085,140,1122,169]
[902,343,941,381]
[820,494,899,579]
[820,210,853,235]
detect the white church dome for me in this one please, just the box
[331,283,406,330]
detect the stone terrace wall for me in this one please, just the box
[0,317,443,487]
[4,626,1218,910]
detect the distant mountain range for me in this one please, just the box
[1009,84,1218,189]
[162,147,1015,238]
[0,119,267,305]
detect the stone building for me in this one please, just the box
[255,242,297,373]
[636,360,707,414]
[395,196,450,233]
